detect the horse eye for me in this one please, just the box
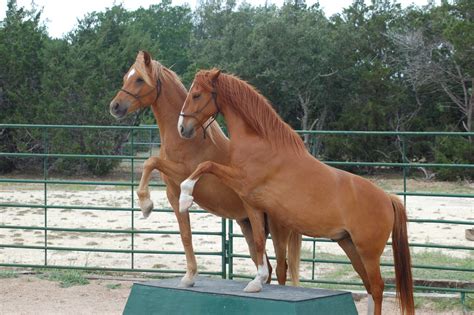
[193,93,201,99]
[136,78,144,84]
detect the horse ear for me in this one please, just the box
[142,51,152,67]
[210,68,221,83]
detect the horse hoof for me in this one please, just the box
[179,276,195,288]
[243,280,262,293]
[179,194,194,213]
[139,199,154,218]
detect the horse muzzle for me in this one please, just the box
[178,115,197,139]
[109,100,129,119]
[179,123,196,139]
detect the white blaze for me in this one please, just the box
[177,111,184,133]
[127,68,136,80]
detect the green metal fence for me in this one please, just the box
[0,124,472,299]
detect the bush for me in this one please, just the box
[434,136,474,181]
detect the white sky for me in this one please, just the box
[1,0,436,38]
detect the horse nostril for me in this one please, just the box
[180,125,184,134]
[113,103,120,111]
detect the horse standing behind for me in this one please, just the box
[178,69,414,315]
[109,52,302,289]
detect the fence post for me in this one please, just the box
[312,238,316,281]
[43,129,49,266]
[131,129,135,269]
[221,218,227,279]
[401,135,408,207]
[149,129,153,157]
[228,219,234,280]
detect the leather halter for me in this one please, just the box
[179,84,220,139]
[120,78,162,106]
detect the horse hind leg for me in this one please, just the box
[360,255,384,315]
[268,218,290,285]
[337,237,374,314]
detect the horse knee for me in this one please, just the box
[137,189,150,200]
[143,158,157,171]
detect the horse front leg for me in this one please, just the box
[167,188,198,288]
[241,201,268,293]
[179,161,243,213]
[137,157,186,218]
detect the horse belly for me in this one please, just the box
[245,175,345,239]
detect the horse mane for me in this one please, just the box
[195,70,306,155]
[133,55,187,94]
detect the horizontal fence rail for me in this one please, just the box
[0,124,473,300]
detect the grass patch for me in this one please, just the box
[152,263,167,269]
[408,250,474,282]
[299,249,473,291]
[414,296,473,313]
[106,283,122,290]
[368,176,473,194]
[0,269,18,279]
[37,269,90,288]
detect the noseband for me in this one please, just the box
[179,84,220,139]
[120,78,162,106]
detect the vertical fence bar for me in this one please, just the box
[149,129,153,157]
[43,129,49,266]
[311,239,316,280]
[221,218,227,279]
[402,135,407,206]
[228,219,234,279]
[130,130,135,269]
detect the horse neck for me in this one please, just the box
[219,99,254,141]
[150,77,187,146]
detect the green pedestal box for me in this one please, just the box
[123,277,357,315]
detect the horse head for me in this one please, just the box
[109,51,161,119]
[178,69,221,139]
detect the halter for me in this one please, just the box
[179,83,220,139]
[120,78,162,106]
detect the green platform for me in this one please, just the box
[123,277,357,315]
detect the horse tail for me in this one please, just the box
[389,194,414,315]
[287,230,302,286]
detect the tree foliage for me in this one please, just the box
[0,0,472,179]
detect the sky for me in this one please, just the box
[1,0,436,38]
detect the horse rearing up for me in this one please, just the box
[178,69,414,315]
[109,52,302,290]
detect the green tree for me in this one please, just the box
[0,0,47,172]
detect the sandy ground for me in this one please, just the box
[0,185,472,278]
[0,180,472,315]
[0,275,466,315]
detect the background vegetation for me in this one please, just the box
[0,0,472,178]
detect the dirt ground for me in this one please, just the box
[0,274,466,315]
[0,185,472,277]
[0,176,472,314]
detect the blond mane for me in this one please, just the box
[194,70,306,154]
[132,54,187,94]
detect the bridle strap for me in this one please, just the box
[120,78,162,106]
[179,85,220,139]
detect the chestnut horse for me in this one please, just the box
[109,52,301,289]
[178,69,414,315]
